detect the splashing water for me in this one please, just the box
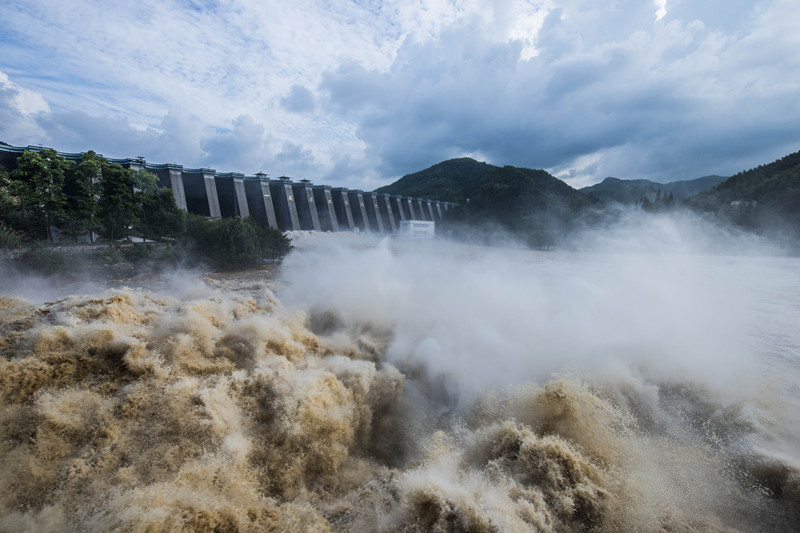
[1,226,799,532]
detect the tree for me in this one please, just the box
[0,164,24,247]
[9,149,68,241]
[0,164,12,225]
[131,169,159,195]
[186,215,292,269]
[218,217,260,268]
[61,151,103,242]
[186,215,257,268]
[119,168,187,241]
[98,162,137,241]
[244,217,292,262]
[137,188,186,241]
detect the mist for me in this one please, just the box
[281,213,778,404]
[275,213,800,529]
[1,210,799,532]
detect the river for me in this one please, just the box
[1,219,798,532]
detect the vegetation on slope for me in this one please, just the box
[375,157,495,202]
[665,175,728,199]
[444,166,601,248]
[582,175,726,205]
[686,150,800,238]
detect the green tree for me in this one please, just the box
[244,217,293,262]
[121,168,186,241]
[186,215,251,268]
[218,217,260,267]
[186,215,292,269]
[137,188,186,241]
[98,162,137,241]
[0,164,24,248]
[9,149,68,241]
[61,151,104,242]
[0,164,12,225]
[132,169,159,195]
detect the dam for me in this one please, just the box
[0,143,457,233]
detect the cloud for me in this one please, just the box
[654,0,667,21]
[197,115,324,177]
[2,1,800,188]
[281,85,315,114]
[322,19,527,176]
[0,70,49,143]
[321,153,385,190]
[154,110,209,164]
[199,115,271,173]
[273,141,316,176]
[28,108,214,167]
[34,111,155,156]
[321,0,800,184]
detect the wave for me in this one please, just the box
[1,237,799,532]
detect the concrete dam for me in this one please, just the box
[0,144,456,233]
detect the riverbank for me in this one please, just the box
[0,241,285,303]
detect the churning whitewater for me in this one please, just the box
[1,226,799,532]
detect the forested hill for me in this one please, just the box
[685,149,800,235]
[581,175,726,205]
[375,158,495,202]
[445,165,600,247]
[665,175,728,199]
[376,158,600,246]
[377,157,727,207]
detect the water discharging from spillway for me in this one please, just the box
[1,225,799,532]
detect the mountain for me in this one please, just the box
[581,178,660,205]
[665,175,728,199]
[686,149,800,237]
[581,175,726,205]
[445,165,601,247]
[377,158,603,246]
[378,150,800,248]
[375,158,495,202]
[379,158,727,207]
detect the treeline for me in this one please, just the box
[0,148,185,243]
[0,149,291,269]
[379,151,800,249]
[685,149,800,238]
[375,157,495,202]
[186,216,292,268]
[638,189,675,211]
[443,165,602,248]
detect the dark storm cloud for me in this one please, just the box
[321,1,800,183]
[4,0,799,186]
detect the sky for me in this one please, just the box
[1,0,799,190]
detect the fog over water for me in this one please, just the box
[1,213,799,532]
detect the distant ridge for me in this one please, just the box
[443,165,600,247]
[375,158,495,202]
[581,175,726,205]
[686,149,800,236]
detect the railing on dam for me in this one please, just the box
[0,144,457,233]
